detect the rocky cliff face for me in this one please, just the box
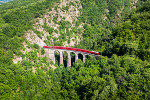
[31,0,82,47]
[14,0,83,66]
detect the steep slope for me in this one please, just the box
[103,0,150,60]
[25,0,82,48]
[12,0,83,65]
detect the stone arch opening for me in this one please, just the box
[85,55,90,62]
[63,51,68,67]
[86,55,90,59]
[78,53,83,62]
[54,50,60,65]
[70,52,75,66]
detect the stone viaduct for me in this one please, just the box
[43,46,100,67]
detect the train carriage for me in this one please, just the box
[43,46,99,55]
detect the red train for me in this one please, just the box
[43,46,99,55]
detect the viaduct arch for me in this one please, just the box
[43,46,100,67]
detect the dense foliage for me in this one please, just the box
[0,0,150,99]
[78,0,150,61]
[0,0,59,65]
[77,0,136,51]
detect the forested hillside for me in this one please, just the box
[0,0,150,99]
